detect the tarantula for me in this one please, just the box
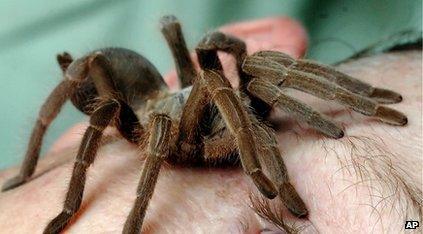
[2,15,407,233]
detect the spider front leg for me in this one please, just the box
[243,55,408,126]
[201,114,309,217]
[196,45,277,197]
[2,53,77,192]
[200,69,277,199]
[252,51,403,104]
[197,31,247,78]
[251,117,308,217]
[123,113,172,234]
[173,78,211,165]
[197,31,273,117]
[248,79,344,138]
[170,42,223,165]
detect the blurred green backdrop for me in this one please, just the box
[0,0,421,169]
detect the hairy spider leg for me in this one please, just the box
[196,34,310,215]
[172,77,211,164]
[243,55,408,126]
[123,114,172,234]
[200,69,277,199]
[197,31,248,81]
[251,116,308,218]
[248,79,344,138]
[253,50,403,104]
[2,53,78,192]
[43,53,142,233]
[196,31,272,117]
[44,99,120,234]
[160,15,197,88]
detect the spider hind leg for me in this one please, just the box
[2,53,77,192]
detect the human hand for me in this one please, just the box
[0,17,421,234]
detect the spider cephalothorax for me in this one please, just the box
[2,15,407,234]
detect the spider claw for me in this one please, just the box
[250,169,278,199]
[279,182,308,218]
[44,211,73,234]
[313,116,345,139]
[375,106,408,126]
[370,88,403,104]
[333,129,345,139]
[159,15,179,30]
[2,175,26,192]
[56,52,73,72]
[292,59,405,105]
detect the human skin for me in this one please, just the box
[0,17,421,234]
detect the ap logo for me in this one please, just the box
[405,221,419,229]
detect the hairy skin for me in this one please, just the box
[0,17,421,233]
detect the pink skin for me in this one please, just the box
[0,17,421,234]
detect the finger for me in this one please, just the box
[219,16,308,58]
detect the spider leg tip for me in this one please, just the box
[279,183,309,219]
[285,203,309,219]
[400,116,408,126]
[44,211,73,234]
[251,172,278,199]
[294,209,309,219]
[397,95,403,102]
[371,88,403,104]
[333,129,345,139]
[375,106,408,126]
[260,186,278,199]
[159,15,180,31]
[1,176,26,192]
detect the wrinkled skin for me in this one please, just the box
[0,17,421,234]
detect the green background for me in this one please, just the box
[0,0,421,169]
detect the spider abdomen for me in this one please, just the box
[68,48,168,114]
